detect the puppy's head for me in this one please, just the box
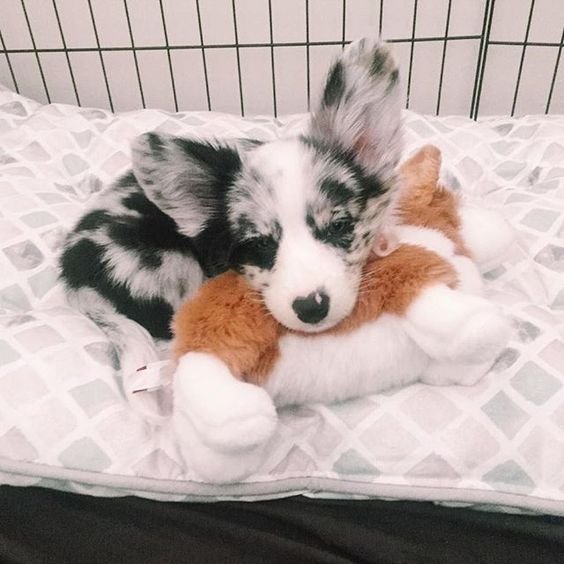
[132,38,403,332]
[227,39,403,332]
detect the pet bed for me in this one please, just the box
[1,84,563,516]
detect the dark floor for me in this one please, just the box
[1,485,563,564]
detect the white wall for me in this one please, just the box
[0,0,562,117]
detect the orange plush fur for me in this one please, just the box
[172,145,464,386]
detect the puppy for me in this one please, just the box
[58,38,403,372]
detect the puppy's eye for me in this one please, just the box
[252,235,273,249]
[327,217,352,236]
[230,234,279,272]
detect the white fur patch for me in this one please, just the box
[394,225,456,259]
[265,314,430,406]
[244,140,361,332]
[459,205,515,271]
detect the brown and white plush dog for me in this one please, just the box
[168,145,514,483]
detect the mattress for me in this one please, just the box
[1,84,563,515]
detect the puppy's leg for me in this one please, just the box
[173,352,277,483]
[402,285,512,365]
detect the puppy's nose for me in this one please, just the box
[292,290,330,324]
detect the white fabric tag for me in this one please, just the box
[128,360,176,394]
[124,360,176,423]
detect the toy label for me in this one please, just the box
[128,360,175,394]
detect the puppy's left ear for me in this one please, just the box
[309,38,403,184]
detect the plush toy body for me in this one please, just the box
[170,146,514,482]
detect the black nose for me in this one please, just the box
[292,291,330,324]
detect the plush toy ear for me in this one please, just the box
[372,145,443,257]
[130,132,257,237]
[309,38,403,181]
[399,144,442,190]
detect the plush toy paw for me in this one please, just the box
[172,352,277,482]
[404,285,512,365]
[460,205,515,272]
[446,306,512,365]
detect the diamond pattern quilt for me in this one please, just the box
[1,84,563,514]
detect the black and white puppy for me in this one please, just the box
[59,38,403,367]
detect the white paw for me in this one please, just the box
[172,352,277,482]
[446,306,512,364]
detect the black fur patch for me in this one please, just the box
[323,61,345,107]
[301,136,386,201]
[307,210,354,251]
[174,140,259,277]
[61,135,264,337]
[320,178,354,204]
[370,47,387,76]
[60,238,174,339]
[116,171,138,188]
[233,215,257,239]
[75,210,113,232]
[230,234,279,272]
[173,138,243,182]
[131,137,249,276]
[147,132,165,155]
[103,191,197,269]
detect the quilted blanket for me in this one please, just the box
[1,84,563,514]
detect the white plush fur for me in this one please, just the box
[172,206,513,483]
[173,352,277,482]
[460,205,516,272]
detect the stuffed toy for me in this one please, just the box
[161,145,514,482]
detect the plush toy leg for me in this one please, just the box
[420,359,494,387]
[173,352,277,483]
[450,255,484,296]
[403,285,512,365]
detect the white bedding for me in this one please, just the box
[1,84,563,514]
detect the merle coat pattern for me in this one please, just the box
[59,38,403,372]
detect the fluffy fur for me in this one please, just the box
[58,38,403,374]
[169,146,514,482]
[172,147,460,383]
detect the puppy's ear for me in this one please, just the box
[131,133,256,237]
[309,38,403,182]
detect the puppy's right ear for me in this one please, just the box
[131,133,256,237]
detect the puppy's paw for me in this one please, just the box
[173,352,277,453]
